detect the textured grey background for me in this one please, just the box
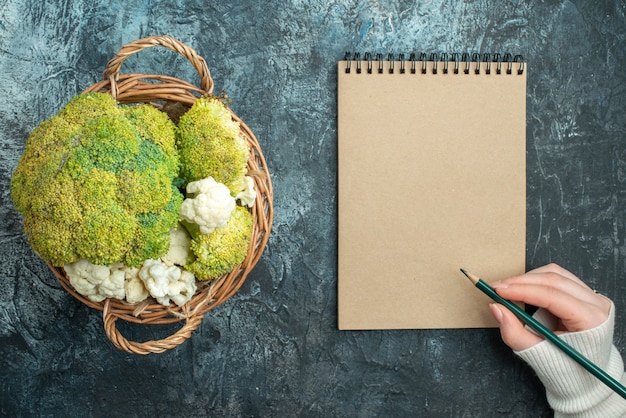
[1,0,625,416]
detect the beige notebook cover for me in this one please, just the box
[337,56,526,330]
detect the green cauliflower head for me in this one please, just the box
[176,97,249,195]
[11,92,183,267]
[186,206,253,281]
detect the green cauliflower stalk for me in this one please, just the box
[11,92,183,267]
[176,97,249,194]
[186,206,253,281]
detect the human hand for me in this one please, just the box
[489,263,612,351]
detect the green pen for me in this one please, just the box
[460,268,626,400]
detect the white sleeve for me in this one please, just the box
[515,301,626,417]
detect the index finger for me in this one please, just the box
[496,263,591,291]
[494,270,600,308]
[526,263,592,290]
[493,280,610,331]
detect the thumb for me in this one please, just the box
[489,303,543,351]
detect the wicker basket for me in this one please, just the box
[48,35,273,354]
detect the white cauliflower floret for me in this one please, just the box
[161,224,192,267]
[138,259,197,306]
[235,176,257,207]
[122,266,149,304]
[65,259,126,302]
[179,177,236,234]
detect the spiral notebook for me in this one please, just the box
[338,53,527,330]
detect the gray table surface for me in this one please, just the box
[2,1,625,416]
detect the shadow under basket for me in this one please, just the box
[49,35,274,355]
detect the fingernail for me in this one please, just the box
[490,281,508,289]
[489,303,503,323]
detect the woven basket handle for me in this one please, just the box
[102,35,214,98]
[102,299,203,355]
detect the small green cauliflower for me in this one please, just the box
[176,97,250,195]
[11,92,183,267]
[186,206,253,281]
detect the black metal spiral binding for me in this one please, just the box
[343,52,525,75]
